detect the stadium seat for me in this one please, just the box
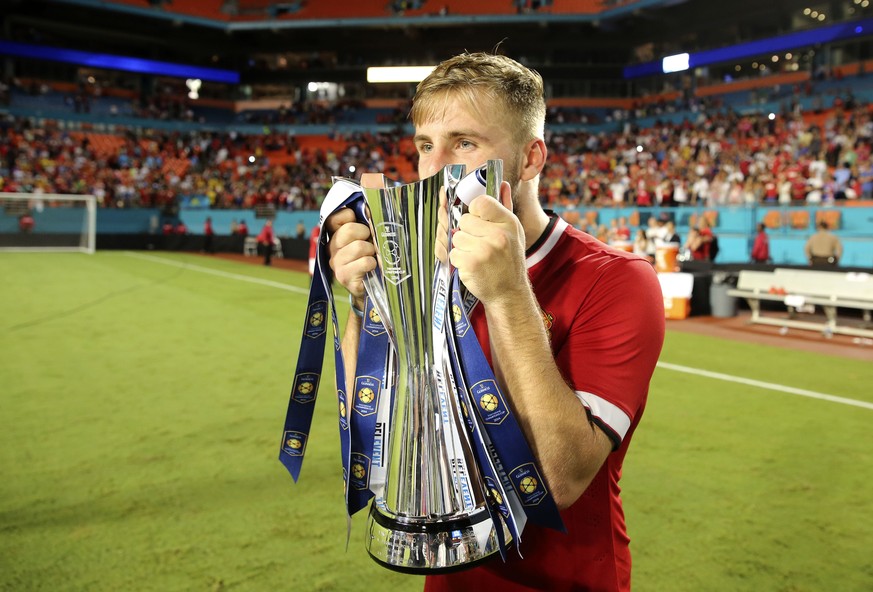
[763,210,783,229]
[562,210,580,225]
[816,209,841,230]
[790,210,810,230]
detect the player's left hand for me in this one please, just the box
[449,181,527,306]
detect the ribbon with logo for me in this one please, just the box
[279,179,378,516]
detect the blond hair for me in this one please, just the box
[410,52,546,145]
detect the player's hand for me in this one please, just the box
[324,207,376,305]
[449,181,527,306]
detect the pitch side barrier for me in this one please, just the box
[728,268,873,338]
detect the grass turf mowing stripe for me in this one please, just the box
[657,361,873,411]
[125,251,311,295]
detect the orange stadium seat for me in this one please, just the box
[815,209,841,230]
[162,158,191,178]
[552,0,613,14]
[763,210,783,229]
[562,210,581,225]
[70,133,126,159]
[790,210,810,230]
[107,0,230,20]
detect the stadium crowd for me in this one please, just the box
[0,118,412,211]
[1,94,872,215]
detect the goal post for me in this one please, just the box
[0,193,97,254]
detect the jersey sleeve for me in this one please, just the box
[555,258,665,447]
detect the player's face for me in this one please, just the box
[414,95,523,194]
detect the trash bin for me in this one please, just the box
[709,272,738,318]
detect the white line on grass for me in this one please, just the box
[657,361,873,410]
[125,251,871,411]
[125,251,310,295]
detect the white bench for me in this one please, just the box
[728,268,873,338]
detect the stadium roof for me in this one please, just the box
[0,0,866,90]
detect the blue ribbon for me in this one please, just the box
[346,293,389,513]
[280,182,374,517]
[447,271,565,533]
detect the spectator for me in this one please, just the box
[308,225,320,276]
[632,228,651,261]
[615,216,631,241]
[805,220,842,266]
[204,216,215,254]
[236,220,249,237]
[644,216,664,261]
[257,219,275,266]
[693,217,715,261]
[751,222,770,263]
[660,220,681,246]
[18,212,34,233]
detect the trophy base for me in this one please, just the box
[365,503,509,574]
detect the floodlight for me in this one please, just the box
[661,53,690,74]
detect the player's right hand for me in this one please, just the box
[324,207,376,306]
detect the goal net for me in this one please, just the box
[0,193,96,254]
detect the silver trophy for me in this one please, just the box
[360,161,509,573]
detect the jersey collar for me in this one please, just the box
[526,211,567,269]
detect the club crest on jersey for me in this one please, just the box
[292,373,319,404]
[349,453,371,490]
[305,301,328,339]
[354,375,380,417]
[451,289,470,336]
[541,309,554,341]
[510,463,547,506]
[363,300,386,336]
[471,380,507,425]
[337,389,349,431]
[375,222,410,285]
[282,430,307,457]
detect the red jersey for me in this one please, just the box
[257,223,274,244]
[751,231,770,263]
[426,215,665,592]
[692,227,713,261]
[309,226,321,259]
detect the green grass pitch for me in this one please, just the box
[1,252,871,591]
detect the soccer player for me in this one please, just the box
[325,53,665,591]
